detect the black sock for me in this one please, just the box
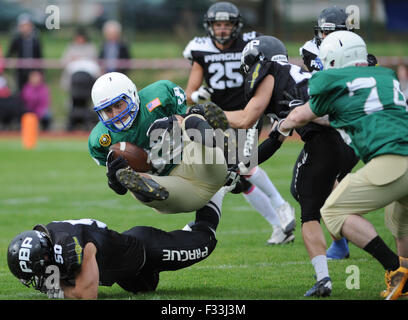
[363,236,399,271]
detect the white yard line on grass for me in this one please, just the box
[193,258,370,270]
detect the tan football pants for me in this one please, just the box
[133,114,228,214]
[321,154,408,239]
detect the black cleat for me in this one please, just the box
[116,168,169,202]
[304,276,332,297]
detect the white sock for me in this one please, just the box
[246,166,285,208]
[243,185,280,227]
[311,255,330,281]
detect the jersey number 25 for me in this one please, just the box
[208,61,243,90]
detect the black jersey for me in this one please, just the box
[45,218,217,293]
[46,219,146,286]
[183,32,260,111]
[244,60,337,140]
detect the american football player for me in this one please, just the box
[300,5,378,260]
[300,5,378,74]
[7,199,222,299]
[204,35,359,297]
[88,72,238,214]
[277,31,408,300]
[183,1,295,245]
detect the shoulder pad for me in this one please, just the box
[299,39,319,57]
[183,37,218,60]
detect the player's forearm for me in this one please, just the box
[279,102,316,134]
[224,109,259,129]
[312,115,330,126]
[279,109,306,133]
[61,282,98,300]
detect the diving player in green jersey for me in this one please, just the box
[277,31,408,300]
[88,72,235,214]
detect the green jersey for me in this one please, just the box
[309,66,408,163]
[88,80,187,175]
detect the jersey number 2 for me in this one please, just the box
[347,77,407,114]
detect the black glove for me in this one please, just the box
[367,53,378,67]
[106,150,128,195]
[278,90,305,118]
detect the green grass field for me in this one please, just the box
[0,137,396,300]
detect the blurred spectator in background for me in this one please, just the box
[61,27,98,65]
[397,64,408,97]
[21,70,52,131]
[60,27,100,91]
[7,13,43,91]
[99,20,131,74]
[0,75,11,98]
[61,28,100,131]
[0,46,11,98]
[0,45,24,130]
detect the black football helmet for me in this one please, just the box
[7,225,54,290]
[203,1,243,45]
[314,6,352,46]
[240,35,288,75]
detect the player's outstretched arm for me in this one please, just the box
[278,102,318,134]
[61,243,99,299]
[224,75,274,129]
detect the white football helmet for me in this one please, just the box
[92,72,140,132]
[318,30,368,70]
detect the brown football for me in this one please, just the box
[109,142,152,172]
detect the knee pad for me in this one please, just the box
[184,115,217,148]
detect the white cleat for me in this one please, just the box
[267,227,295,245]
[275,201,296,234]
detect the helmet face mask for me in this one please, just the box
[240,36,288,75]
[92,72,140,133]
[94,93,138,133]
[7,230,54,291]
[203,2,243,45]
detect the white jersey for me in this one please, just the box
[299,38,322,73]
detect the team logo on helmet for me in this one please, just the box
[99,134,111,147]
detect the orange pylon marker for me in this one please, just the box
[21,112,39,150]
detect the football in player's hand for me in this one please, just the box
[109,142,152,172]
